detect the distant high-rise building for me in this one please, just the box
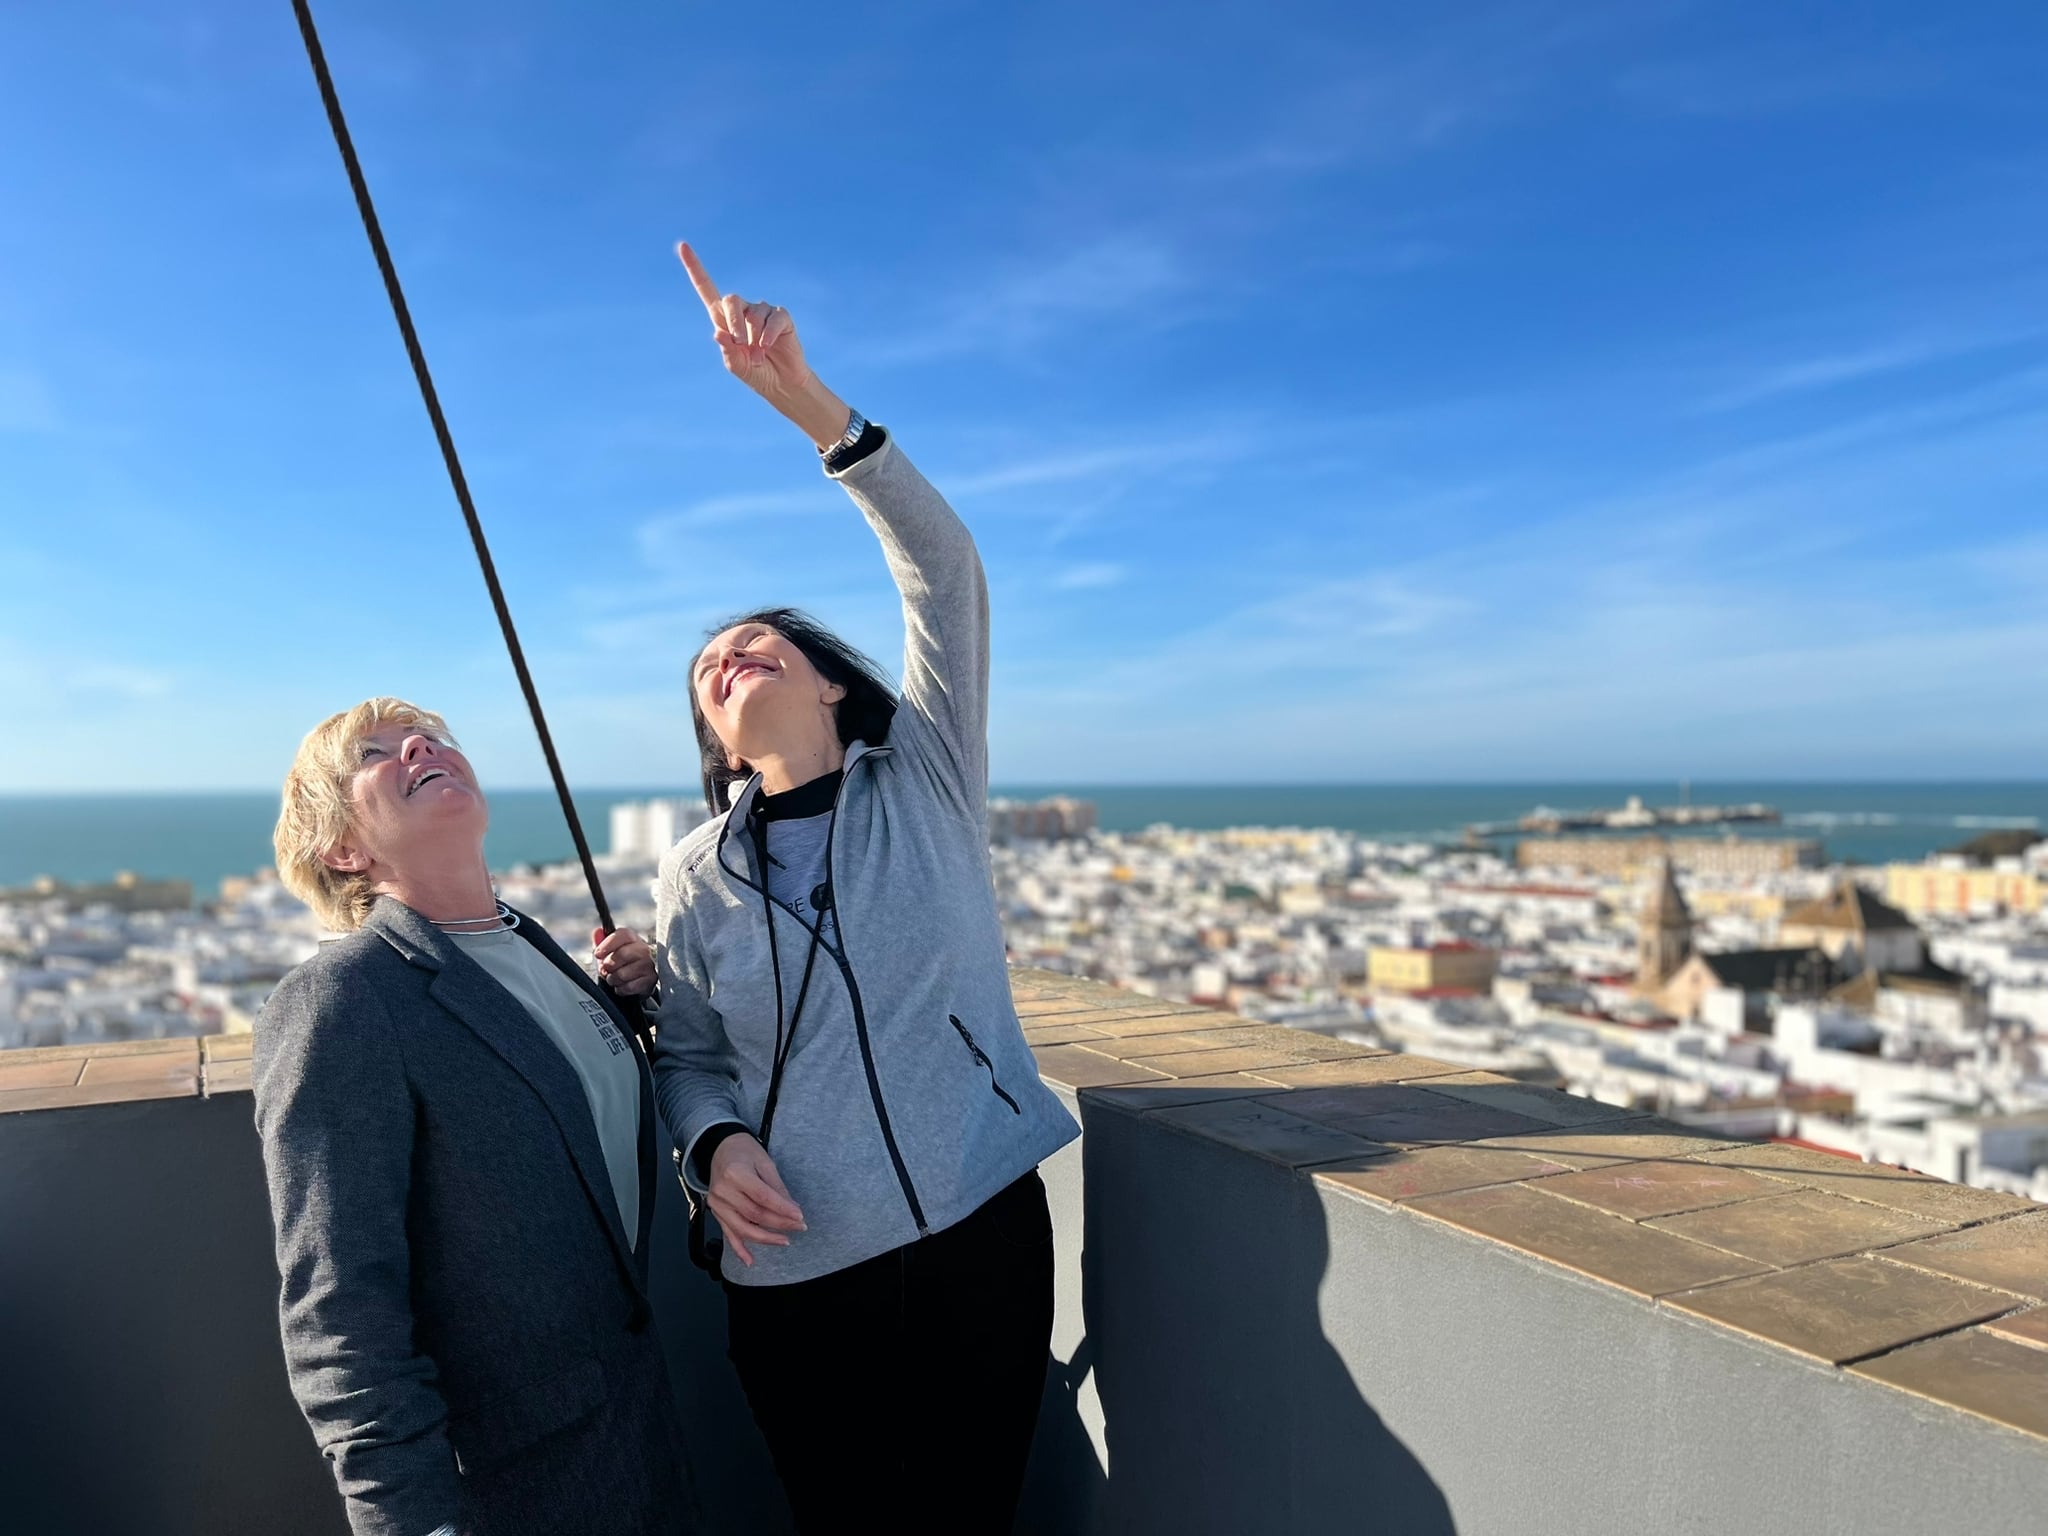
[988,796,1098,844]
[608,799,711,861]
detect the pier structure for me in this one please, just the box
[1466,794,1780,842]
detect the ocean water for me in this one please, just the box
[0,782,2042,898]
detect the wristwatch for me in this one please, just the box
[819,408,869,470]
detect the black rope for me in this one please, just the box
[290,0,648,1045]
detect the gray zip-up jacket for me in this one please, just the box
[650,432,1079,1286]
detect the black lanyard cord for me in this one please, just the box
[289,1,645,1045]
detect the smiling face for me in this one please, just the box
[320,721,488,881]
[692,620,846,771]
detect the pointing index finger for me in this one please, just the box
[676,242,724,320]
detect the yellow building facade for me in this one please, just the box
[1368,944,1499,994]
[1884,865,2043,916]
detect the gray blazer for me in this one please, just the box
[253,898,695,1536]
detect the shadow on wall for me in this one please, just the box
[644,1148,795,1534]
[0,1096,350,1536]
[1021,1093,1455,1536]
[0,1091,791,1536]
[1018,1334,1110,1529]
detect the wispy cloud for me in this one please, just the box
[65,661,176,701]
[629,429,1254,570]
[637,488,835,542]
[1696,323,2048,413]
[1701,342,1954,411]
[941,432,1252,500]
[0,637,174,710]
[1052,562,1125,591]
[994,537,2048,781]
[985,356,2048,781]
[1176,4,1669,187]
[861,236,1190,367]
[1616,41,1939,120]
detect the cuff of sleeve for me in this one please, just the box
[823,422,889,479]
[682,1120,750,1194]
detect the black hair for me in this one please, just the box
[689,607,898,812]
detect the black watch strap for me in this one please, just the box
[822,414,884,473]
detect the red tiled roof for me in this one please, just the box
[1445,883,1597,899]
[1768,1136,1862,1160]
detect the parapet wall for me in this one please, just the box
[3,975,2046,1534]
[1012,968,2048,1533]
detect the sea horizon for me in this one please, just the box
[1,780,2042,896]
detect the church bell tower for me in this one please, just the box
[1637,858,1693,992]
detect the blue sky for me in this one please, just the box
[2,0,2045,792]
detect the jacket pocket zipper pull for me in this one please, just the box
[949,1014,1022,1115]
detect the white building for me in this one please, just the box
[609,799,711,861]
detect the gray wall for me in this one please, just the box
[8,1088,2048,1536]
[1023,1092,2048,1536]
[0,1094,789,1536]
[1018,1091,1455,1534]
[2,1096,349,1536]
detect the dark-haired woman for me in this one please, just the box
[649,244,1078,1535]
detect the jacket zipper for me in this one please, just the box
[819,766,929,1235]
[716,752,929,1236]
[949,1015,1021,1115]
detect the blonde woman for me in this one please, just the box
[253,699,696,1536]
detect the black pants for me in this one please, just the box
[724,1171,1055,1536]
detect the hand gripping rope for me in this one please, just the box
[290,0,649,1047]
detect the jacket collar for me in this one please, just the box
[362,896,651,1293]
[718,739,889,844]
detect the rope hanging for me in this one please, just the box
[289,0,647,1044]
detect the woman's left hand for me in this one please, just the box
[593,927,657,997]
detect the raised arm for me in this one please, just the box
[828,437,989,810]
[676,242,990,813]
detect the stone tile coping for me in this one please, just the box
[0,1036,209,1112]
[1010,967,2048,1444]
[7,965,2044,1442]
[1987,1308,2048,1349]
[1669,1258,2023,1368]
[1852,1329,2048,1441]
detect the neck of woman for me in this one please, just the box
[750,737,846,796]
[375,852,501,928]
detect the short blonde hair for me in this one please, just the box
[275,698,456,932]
